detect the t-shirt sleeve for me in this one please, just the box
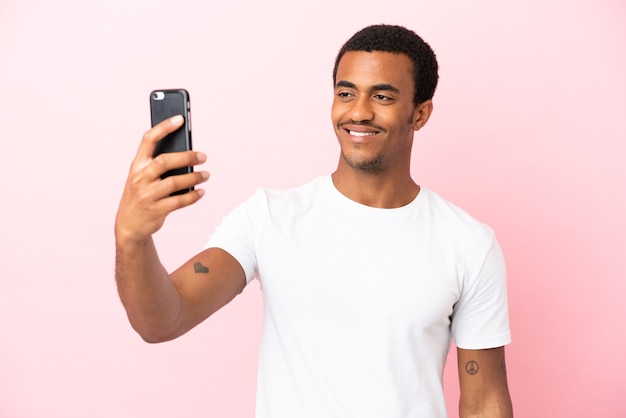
[451,235,512,349]
[204,189,266,285]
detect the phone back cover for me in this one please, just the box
[150,89,193,195]
[150,89,192,156]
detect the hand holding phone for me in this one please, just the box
[150,89,193,195]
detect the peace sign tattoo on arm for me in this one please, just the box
[465,360,480,375]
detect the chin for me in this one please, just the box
[342,151,385,174]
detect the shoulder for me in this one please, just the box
[254,175,330,214]
[419,188,496,247]
[217,176,328,228]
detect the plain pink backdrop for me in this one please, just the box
[1,0,625,417]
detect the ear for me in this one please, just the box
[412,100,433,131]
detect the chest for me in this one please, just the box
[255,211,464,335]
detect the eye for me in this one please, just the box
[335,91,356,102]
[373,94,392,101]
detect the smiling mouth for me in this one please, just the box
[348,130,377,137]
[340,121,384,137]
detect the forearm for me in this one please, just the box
[115,237,184,342]
[460,405,513,418]
[459,390,513,418]
[114,116,211,342]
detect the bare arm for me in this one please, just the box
[115,116,245,342]
[457,346,513,418]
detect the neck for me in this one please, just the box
[331,163,420,209]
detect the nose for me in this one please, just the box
[348,96,374,122]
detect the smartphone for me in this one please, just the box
[150,89,193,195]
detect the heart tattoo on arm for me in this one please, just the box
[194,262,209,274]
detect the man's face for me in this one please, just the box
[331,51,419,174]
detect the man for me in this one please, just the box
[115,24,513,417]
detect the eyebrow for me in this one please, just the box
[335,80,400,94]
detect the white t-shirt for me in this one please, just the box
[206,175,511,418]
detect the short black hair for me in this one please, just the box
[333,24,439,106]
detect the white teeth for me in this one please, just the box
[349,130,376,137]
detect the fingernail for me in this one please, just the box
[201,171,210,180]
[197,152,207,163]
[170,115,183,124]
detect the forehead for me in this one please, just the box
[335,51,414,91]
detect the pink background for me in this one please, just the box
[1,0,625,416]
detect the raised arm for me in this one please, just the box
[457,346,513,418]
[115,116,245,343]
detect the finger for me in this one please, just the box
[148,150,207,179]
[158,186,207,214]
[157,170,210,198]
[135,115,185,164]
